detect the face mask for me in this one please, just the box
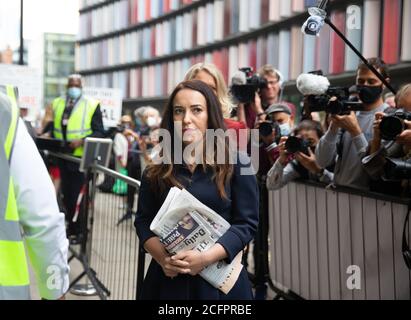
[67,87,82,100]
[279,123,291,136]
[357,85,383,104]
[135,117,143,128]
[146,116,157,128]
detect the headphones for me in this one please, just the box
[403,202,411,270]
[274,68,285,90]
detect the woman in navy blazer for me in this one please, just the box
[135,80,259,300]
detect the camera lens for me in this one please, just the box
[285,136,310,154]
[379,116,405,140]
[231,84,257,104]
[259,122,274,137]
[384,158,411,180]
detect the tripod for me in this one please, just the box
[68,164,110,299]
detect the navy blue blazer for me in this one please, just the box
[134,159,259,300]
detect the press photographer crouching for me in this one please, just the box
[311,58,390,191]
[266,120,333,190]
[362,83,411,196]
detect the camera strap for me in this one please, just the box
[402,200,411,270]
[336,129,346,158]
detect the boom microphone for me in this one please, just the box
[296,73,330,96]
[231,70,247,86]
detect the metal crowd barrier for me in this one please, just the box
[48,152,146,300]
[268,181,411,300]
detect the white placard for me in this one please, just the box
[0,63,42,114]
[83,87,123,128]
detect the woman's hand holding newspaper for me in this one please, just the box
[163,256,190,277]
[171,243,228,276]
[144,237,189,279]
[171,250,206,276]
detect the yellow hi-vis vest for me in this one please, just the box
[52,96,99,157]
[0,85,30,300]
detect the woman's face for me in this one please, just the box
[193,70,217,95]
[173,88,208,145]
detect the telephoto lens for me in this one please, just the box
[379,116,405,140]
[379,110,411,141]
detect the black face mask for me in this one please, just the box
[357,85,383,104]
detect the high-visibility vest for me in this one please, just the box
[0,85,31,300]
[52,96,99,157]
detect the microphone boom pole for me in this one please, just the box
[324,16,396,94]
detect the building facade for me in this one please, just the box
[43,33,76,105]
[76,0,411,114]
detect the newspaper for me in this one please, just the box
[150,187,243,294]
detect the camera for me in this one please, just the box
[259,121,281,139]
[384,158,411,180]
[231,67,268,104]
[304,87,364,115]
[285,136,310,155]
[379,109,411,141]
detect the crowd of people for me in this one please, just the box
[2,55,411,300]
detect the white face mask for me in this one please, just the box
[279,123,291,136]
[146,116,157,128]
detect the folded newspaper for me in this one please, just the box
[150,187,243,294]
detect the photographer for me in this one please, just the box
[267,120,333,190]
[315,58,390,190]
[259,103,295,166]
[362,84,411,195]
[231,64,288,299]
[236,64,284,129]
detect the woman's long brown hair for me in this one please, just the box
[145,80,234,199]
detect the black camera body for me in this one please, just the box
[259,121,281,139]
[231,67,268,104]
[305,87,364,115]
[285,136,311,155]
[379,110,411,141]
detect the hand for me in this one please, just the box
[251,92,266,122]
[69,139,83,149]
[295,149,323,175]
[137,136,147,153]
[278,136,289,166]
[171,250,207,276]
[396,128,411,147]
[160,255,190,279]
[123,128,136,137]
[331,112,362,137]
[372,112,385,140]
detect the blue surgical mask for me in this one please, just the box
[67,87,82,100]
[279,123,291,136]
